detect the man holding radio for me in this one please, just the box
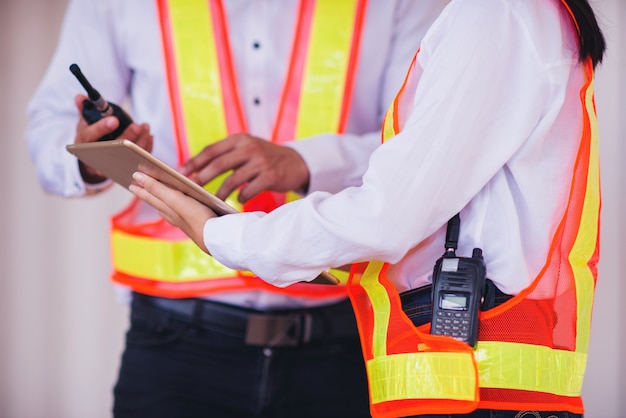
[25,0,447,417]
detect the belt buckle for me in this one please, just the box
[245,313,313,347]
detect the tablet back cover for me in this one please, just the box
[66,140,238,216]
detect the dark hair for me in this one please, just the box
[563,0,606,67]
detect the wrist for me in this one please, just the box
[79,161,108,185]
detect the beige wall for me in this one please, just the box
[1,1,128,417]
[0,1,623,417]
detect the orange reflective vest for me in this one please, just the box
[110,0,367,298]
[347,8,600,418]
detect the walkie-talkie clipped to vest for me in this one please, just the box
[430,213,486,347]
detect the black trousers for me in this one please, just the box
[112,293,370,418]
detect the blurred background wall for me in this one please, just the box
[0,0,623,417]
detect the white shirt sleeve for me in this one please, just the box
[204,0,570,292]
[25,0,132,197]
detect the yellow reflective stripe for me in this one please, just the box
[112,230,235,281]
[382,102,396,141]
[361,261,390,357]
[113,228,349,285]
[475,341,587,396]
[328,268,350,285]
[296,0,357,138]
[168,0,228,155]
[368,341,587,403]
[570,75,600,353]
[367,351,476,403]
[166,0,241,209]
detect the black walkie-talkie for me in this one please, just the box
[69,63,133,141]
[430,213,486,347]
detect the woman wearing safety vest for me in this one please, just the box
[129,0,606,417]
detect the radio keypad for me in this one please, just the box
[434,310,470,341]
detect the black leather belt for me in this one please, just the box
[132,292,359,347]
[399,280,513,327]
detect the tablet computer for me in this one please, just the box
[66,139,238,216]
[66,139,339,285]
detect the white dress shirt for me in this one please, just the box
[25,0,447,308]
[204,0,591,296]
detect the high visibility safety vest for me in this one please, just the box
[110,0,367,298]
[347,7,600,418]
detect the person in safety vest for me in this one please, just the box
[128,1,606,417]
[25,0,448,417]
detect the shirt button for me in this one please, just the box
[253,97,261,106]
[252,41,261,49]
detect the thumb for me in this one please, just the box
[90,116,120,140]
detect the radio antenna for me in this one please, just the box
[69,63,102,102]
[444,213,460,254]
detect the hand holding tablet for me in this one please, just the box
[66,140,339,285]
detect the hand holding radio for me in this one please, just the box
[69,64,154,184]
[70,63,134,141]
